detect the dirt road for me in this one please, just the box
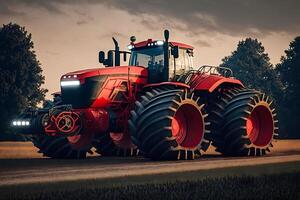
[0,140,299,186]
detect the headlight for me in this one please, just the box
[61,80,80,87]
[12,120,30,126]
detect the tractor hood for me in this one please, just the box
[61,66,148,84]
[60,66,148,108]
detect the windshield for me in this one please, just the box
[129,46,164,68]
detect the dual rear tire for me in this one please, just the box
[208,88,278,156]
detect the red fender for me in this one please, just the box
[144,82,190,89]
[192,75,244,92]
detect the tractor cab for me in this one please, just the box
[99,30,194,83]
[128,39,194,83]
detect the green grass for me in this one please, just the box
[1,161,300,200]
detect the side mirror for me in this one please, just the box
[99,51,105,63]
[99,51,114,67]
[171,46,179,59]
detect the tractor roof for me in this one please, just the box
[133,39,194,49]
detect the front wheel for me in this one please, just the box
[31,134,89,159]
[92,132,139,157]
[28,101,91,159]
[129,87,210,160]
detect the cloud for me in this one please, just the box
[0,2,24,16]
[101,0,300,36]
[193,39,211,47]
[100,31,128,40]
[76,20,87,25]
[1,0,299,36]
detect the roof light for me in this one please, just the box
[73,75,77,78]
[130,36,136,43]
[63,76,67,79]
[156,40,164,45]
[127,44,134,50]
[61,80,80,87]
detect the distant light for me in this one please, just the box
[156,40,164,46]
[127,44,134,50]
[12,120,30,126]
[61,80,80,87]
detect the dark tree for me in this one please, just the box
[276,37,300,138]
[220,38,283,100]
[0,23,47,139]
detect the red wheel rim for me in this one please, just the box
[246,105,274,147]
[171,104,204,148]
[110,132,135,149]
[67,131,94,149]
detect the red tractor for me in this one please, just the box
[12,30,278,160]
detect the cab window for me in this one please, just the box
[169,48,193,80]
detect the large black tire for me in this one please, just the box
[213,90,278,156]
[27,100,90,159]
[92,132,139,157]
[129,87,210,160]
[31,135,88,159]
[207,86,246,153]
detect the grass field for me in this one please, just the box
[1,161,299,200]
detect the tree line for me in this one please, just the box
[0,23,47,140]
[0,23,299,140]
[221,37,300,138]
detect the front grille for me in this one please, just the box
[61,75,107,108]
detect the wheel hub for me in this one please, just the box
[246,104,274,147]
[171,103,204,148]
[55,112,81,136]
